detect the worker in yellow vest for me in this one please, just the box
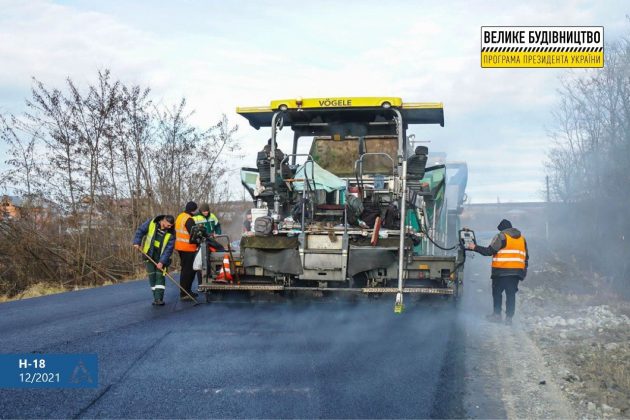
[133,214,175,306]
[193,203,222,236]
[467,219,528,325]
[174,201,199,300]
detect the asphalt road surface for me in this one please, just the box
[0,258,507,419]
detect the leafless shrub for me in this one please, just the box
[546,36,630,296]
[0,70,240,296]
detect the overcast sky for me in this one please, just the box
[0,0,627,203]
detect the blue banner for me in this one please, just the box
[0,354,98,388]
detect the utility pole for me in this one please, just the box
[545,175,550,241]
[546,176,550,203]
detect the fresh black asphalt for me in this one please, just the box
[0,259,504,419]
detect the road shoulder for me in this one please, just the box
[461,269,575,418]
[521,285,630,418]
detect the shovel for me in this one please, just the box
[135,247,201,305]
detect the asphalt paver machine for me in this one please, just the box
[199,97,469,311]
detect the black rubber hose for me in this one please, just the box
[419,226,459,251]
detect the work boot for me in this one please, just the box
[485,313,502,323]
[155,299,165,306]
[505,317,513,326]
[152,300,158,306]
[180,295,192,301]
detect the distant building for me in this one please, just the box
[462,202,548,240]
[0,195,23,219]
[0,194,60,223]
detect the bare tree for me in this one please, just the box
[0,114,42,199]
[546,35,630,294]
[191,114,241,206]
[27,79,83,215]
[0,69,240,297]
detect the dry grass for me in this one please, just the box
[0,283,68,302]
[521,283,630,415]
[0,279,132,303]
[0,265,156,303]
[570,341,630,413]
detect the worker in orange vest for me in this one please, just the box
[467,219,528,325]
[174,201,199,300]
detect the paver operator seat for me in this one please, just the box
[407,145,429,180]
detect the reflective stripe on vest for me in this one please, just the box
[193,213,219,233]
[192,215,209,238]
[175,213,197,252]
[142,220,172,256]
[492,233,526,270]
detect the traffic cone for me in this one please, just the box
[215,254,233,283]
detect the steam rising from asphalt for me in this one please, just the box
[461,202,629,300]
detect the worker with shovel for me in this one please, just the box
[133,215,176,306]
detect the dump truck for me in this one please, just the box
[199,97,469,311]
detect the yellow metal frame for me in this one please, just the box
[236,105,272,113]
[236,98,443,114]
[235,97,445,129]
[270,97,402,110]
[402,102,444,110]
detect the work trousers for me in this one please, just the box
[492,275,520,318]
[145,261,166,300]
[178,250,197,296]
[195,249,208,287]
[196,270,203,288]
